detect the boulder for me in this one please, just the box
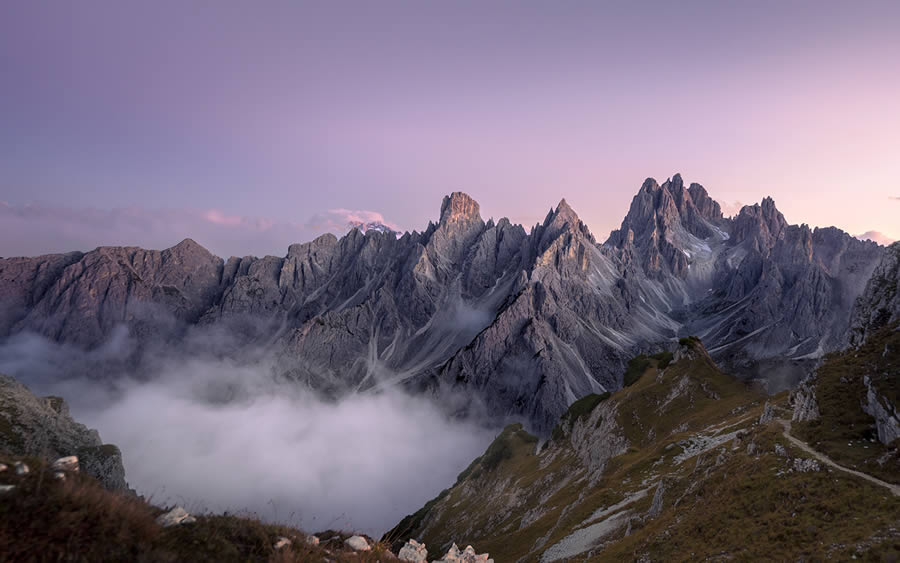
[344,535,371,551]
[156,506,197,527]
[434,543,493,562]
[273,537,291,550]
[398,538,428,561]
[51,455,80,472]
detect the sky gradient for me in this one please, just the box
[2,1,898,257]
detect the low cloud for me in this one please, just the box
[0,203,401,259]
[0,331,493,536]
[306,209,400,233]
[855,231,895,246]
[718,200,745,217]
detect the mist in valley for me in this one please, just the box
[0,329,496,536]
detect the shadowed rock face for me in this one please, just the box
[849,242,900,347]
[0,176,889,432]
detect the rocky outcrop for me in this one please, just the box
[0,373,129,491]
[759,401,776,424]
[790,377,820,422]
[862,375,900,445]
[433,543,493,563]
[398,538,428,561]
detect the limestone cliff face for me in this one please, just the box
[0,176,888,431]
[606,175,883,381]
[0,373,129,491]
[0,239,223,348]
[849,242,900,347]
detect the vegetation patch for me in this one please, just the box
[551,392,611,440]
[793,324,900,484]
[624,355,651,387]
[679,335,701,348]
[481,424,536,471]
[650,351,674,369]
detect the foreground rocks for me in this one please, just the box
[434,543,493,563]
[398,538,428,561]
[155,506,197,527]
[344,535,371,551]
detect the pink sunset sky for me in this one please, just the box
[1,1,898,257]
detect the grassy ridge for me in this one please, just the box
[389,339,900,561]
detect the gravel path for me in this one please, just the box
[778,419,900,497]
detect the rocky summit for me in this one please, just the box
[0,176,888,434]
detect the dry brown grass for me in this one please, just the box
[0,453,398,562]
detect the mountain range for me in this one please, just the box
[0,175,887,433]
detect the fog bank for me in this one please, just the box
[0,334,494,535]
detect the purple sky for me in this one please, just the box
[2,1,898,257]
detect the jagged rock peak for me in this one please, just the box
[554,198,578,221]
[608,173,724,246]
[440,192,482,225]
[543,197,581,229]
[732,196,788,250]
[640,177,660,193]
[539,196,593,246]
[687,182,722,220]
[168,238,216,258]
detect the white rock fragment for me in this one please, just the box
[398,538,428,561]
[306,535,320,546]
[13,462,29,476]
[53,471,66,481]
[0,463,7,472]
[274,537,292,550]
[436,543,494,562]
[156,506,197,527]
[344,535,371,551]
[792,458,821,473]
[51,456,80,473]
[0,485,14,494]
